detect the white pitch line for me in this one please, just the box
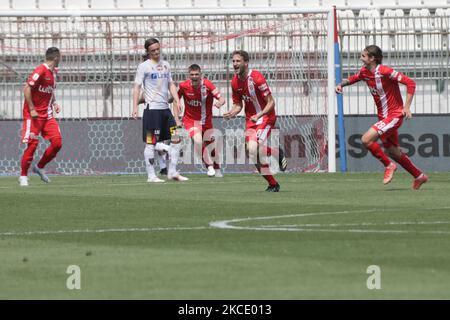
[209,207,450,235]
[261,221,450,228]
[0,226,210,237]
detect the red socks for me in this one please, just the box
[21,139,39,176]
[396,154,422,178]
[37,137,62,169]
[366,142,391,167]
[255,163,278,186]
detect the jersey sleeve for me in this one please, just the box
[382,66,416,95]
[205,79,222,100]
[347,69,364,85]
[254,72,271,98]
[134,63,145,86]
[27,65,45,88]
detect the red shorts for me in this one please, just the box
[246,117,276,143]
[21,117,61,143]
[183,118,214,139]
[371,116,403,148]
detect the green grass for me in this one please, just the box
[1,172,449,299]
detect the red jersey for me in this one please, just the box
[347,64,416,119]
[231,69,276,125]
[23,63,57,120]
[178,78,222,126]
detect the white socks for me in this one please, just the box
[144,144,156,179]
[168,142,182,176]
[155,143,169,171]
[155,142,170,153]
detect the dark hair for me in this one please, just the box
[45,47,60,61]
[364,45,383,64]
[144,38,160,51]
[188,64,201,72]
[232,50,250,62]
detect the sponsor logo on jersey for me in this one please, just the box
[187,100,202,107]
[258,83,268,91]
[242,95,252,102]
[32,73,40,81]
[150,73,170,80]
[38,85,54,94]
[369,87,381,96]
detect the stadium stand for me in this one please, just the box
[5,0,450,9]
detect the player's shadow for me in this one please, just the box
[384,188,410,191]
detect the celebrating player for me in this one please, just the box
[132,37,188,182]
[224,50,287,192]
[336,45,428,190]
[178,64,225,177]
[19,47,63,187]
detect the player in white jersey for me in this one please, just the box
[132,38,188,182]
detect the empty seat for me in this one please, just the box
[269,0,295,6]
[218,0,244,7]
[358,9,381,32]
[89,0,117,9]
[383,9,405,32]
[64,0,90,10]
[194,0,219,7]
[435,8,450,31]
[0,1,11,9]
[409,8,431,32]
[116,0,142,8]
[38,0,64,9]
[245,0,270,6]
[11,0,37,9]
[142,0,168,9]
[169,0,193,7]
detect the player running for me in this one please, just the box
[336,45,428,190]
[19,47,63,187]
[224,50,287,192]
[178,64,225,177]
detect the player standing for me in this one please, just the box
[336,45,428,190]
[19,47,63,187]
[178,64,225,177]
[224,50,287,192]
[132,38,188,182]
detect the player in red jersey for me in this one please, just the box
[19,47,63,187]
[336,45,428,190]
[178,64,225,177]
[224,50,287,192]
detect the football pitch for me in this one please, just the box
[1,172,450,299]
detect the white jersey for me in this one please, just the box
[134,59,173,110]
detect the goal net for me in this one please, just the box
[0,9,333,175]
